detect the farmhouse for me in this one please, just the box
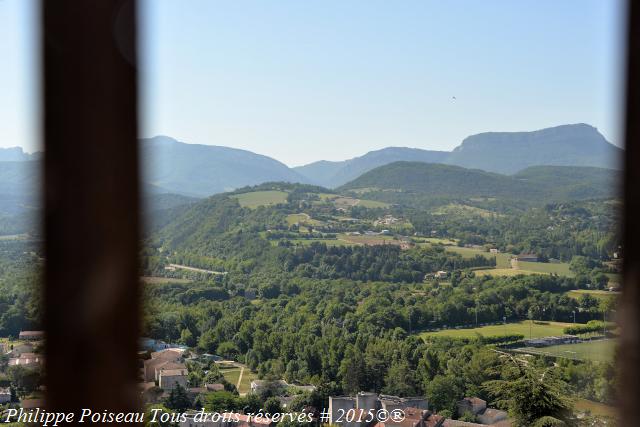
[435,271,448,279]
[158,368,188,390]
[9,352,44,367]
[455,397,508,425]
[0,387,11,404]
[18,331,44,341]
[514,254,538,262]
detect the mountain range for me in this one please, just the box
[0,123,623,204]
[297,124,622,187]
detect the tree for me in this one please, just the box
[7,366,40,397]
[483,357,573,426]
[163,384,192,412]
[426,375,463,414]
[264,396,283,414]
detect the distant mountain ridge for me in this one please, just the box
[295,124,622,187]
[141,136,309,197]
[293,147,448,188]
[444,123,622,174]
[0,123,623,198]
[0,147,40,162]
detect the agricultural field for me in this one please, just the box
[567,289,620,301]
[433,203,499,218]
[340,233,400,246]
[474,268,538,277]
[285,213,323,227]
[517,261,573,276]
[514,339,616,363]
[421,320,573,340]
[232,190,288,208]
[414,237,458,245]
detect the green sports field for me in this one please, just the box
[515,339,616,362]
[421,320,573,340]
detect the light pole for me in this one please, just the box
[573,310,576,324]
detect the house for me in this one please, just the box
[455,397,508,425]
[489,248,499,254]
[9,352,44,367]
[18,331,44,341]
[140,337,171,352]
[0,387,11,404]
[143,348,184,382]
[155,361,187,381]
[159,368,188,390]
[206,383,225,392]
[514,254,538,262]
[329,392,429,427]
[435,271,448,279]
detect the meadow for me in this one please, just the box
[231,190,288,208]
[514,339,616,363]
[420,320,573,340]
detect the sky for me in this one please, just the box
[0,0,627,166]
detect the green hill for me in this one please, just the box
[339,162,617,204]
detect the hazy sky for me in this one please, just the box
[1,0,626,166]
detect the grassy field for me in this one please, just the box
[474,268,539,277]
[567,289,620,301]
[140,276,192,284]
[340,234,400,246]
[518,261,573,276]
[218,364,258,394]
[433,203,498,218]
[515,339,616,363]
[284,238,352,247]
[232,190,288,208]
[415,237,458,245]
[285,213,323,226]
[421,320,573,340]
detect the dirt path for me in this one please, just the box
[236,366,244,390]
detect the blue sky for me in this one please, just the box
[1,0,626,166]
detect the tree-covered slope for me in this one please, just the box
[339,162,618,205]
[340,161,542,199]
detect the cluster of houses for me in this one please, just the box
[3,331,46,369]
[0,331,46,409]
[328,393,510,427]
[374,215,401,227]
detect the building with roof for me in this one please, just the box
[19,331,45,341]
[455,397,508,426]
[8,352,44,367]
[159,368,188,390]
[143,348,184,381]
[329,393,429,427]
[0,387,11,404]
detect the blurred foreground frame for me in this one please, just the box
[621,0,640,422]
[42,0,141,421]
[36,0,640,424]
